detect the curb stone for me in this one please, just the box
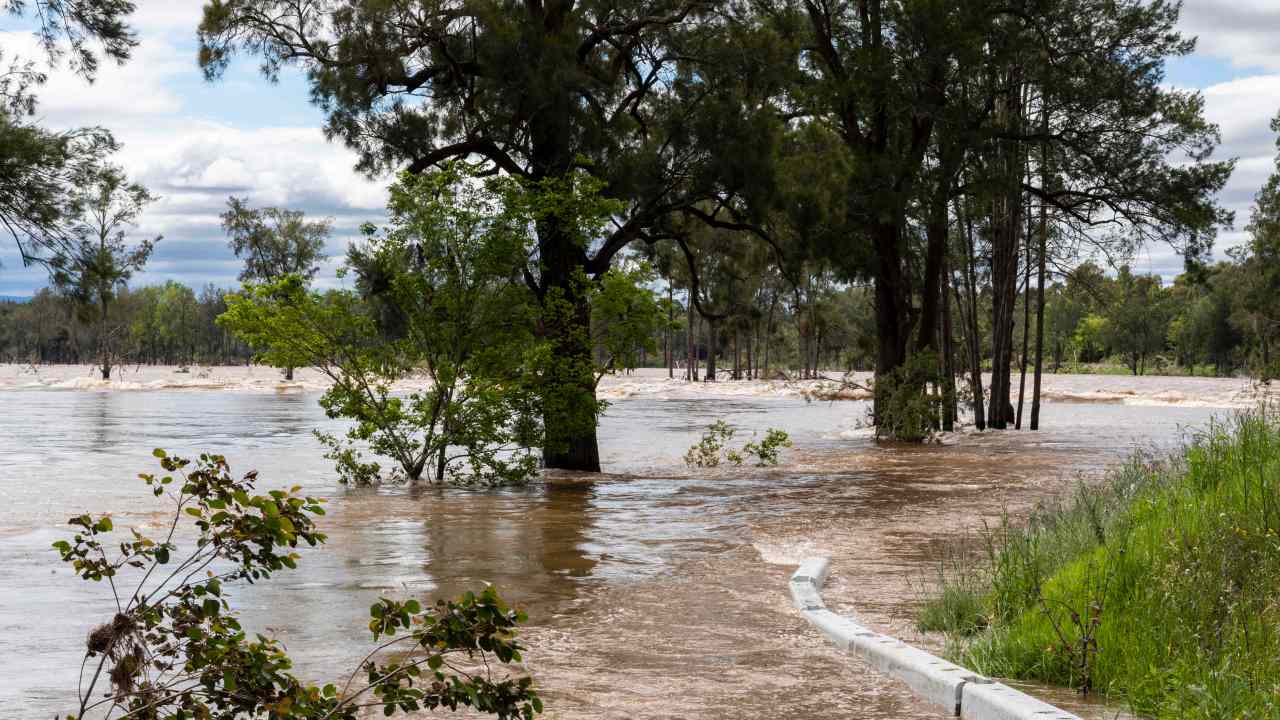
[789,557,1082,720]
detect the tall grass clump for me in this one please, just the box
[919,409,1280,719]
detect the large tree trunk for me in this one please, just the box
[687,291,696,381]
[959,203,987,430]
[942,253,957,432]
[667,283,674,379]
[764,292,776,378]
[1015,211,1032,429]
[873,221,910,420]
[1031,123,1050,431]
[538,255,601,471]
[98,296,111,381]
[989,73,1026,430]
[705,318,718,381]
[733,325,741,380]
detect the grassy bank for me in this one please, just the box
[919,409,1280,718]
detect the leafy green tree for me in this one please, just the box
[1168,270,1238,376]
[1233,111,1280,377]
[221,165,547,485]
[48,164,157,379]
[221,197,330,284]
[590,259,663,378]
[220,198,331,379]
[196,0,785,471]
[54,449,541,720]
[1104,267,1169,376]
[1074,315,1109,364]
[770,0,1229,433]
[1043,284,1084,371]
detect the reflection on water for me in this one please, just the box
[0,386,1226,718]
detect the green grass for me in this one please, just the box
[919,410,1280,718]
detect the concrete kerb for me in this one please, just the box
[789,557,1082,720]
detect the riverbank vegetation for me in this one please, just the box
[918,409,1280,718]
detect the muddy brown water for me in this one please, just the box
[0,381,1231,718]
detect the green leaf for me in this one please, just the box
[203,598,220,617]
[152,448,167,458]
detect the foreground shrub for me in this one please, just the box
[56,450,541,720]
[920,410,1280,718]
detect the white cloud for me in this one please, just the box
[0,5,390,294]
[1180,0,1280,71]
[1196,75,1279,261]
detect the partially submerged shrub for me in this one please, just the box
[873,352,943,442]
[742,429,794,466]
[55,450,541,720]
[684,421,792,468]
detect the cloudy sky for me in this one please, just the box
[2,0,1279,296]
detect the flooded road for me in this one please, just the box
[0,370,1236,718]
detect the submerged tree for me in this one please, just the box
[49,164,158,380]
[197,0,783,470]
[768,0,1230,436]
[222,164,545,485]
[221,197,330,379]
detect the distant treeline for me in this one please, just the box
[0,273,878,375]
[3,250,1275,380]
[0,283,251,366]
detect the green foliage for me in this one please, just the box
[684,421,792,468]
[923,411,1280,717]
[1072,314,1110,364]
[220,163,547,486]
[684,421,739,468]
[0,109,119,266]
[47,163,158,378]
[591,261,664,377]
[54,450,540,720]
[221,197,330,284]
[8,0,138,83]
[873,352,943,443]
[1103,267,1171,376]
[742,428,794,466]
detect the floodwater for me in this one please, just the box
[0,367,1249,719]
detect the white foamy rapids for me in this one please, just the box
[0,364,434,393]
[1,364,1275,408]
[753,538,833,566]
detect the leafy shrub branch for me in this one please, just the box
[684,421,793,468]
[55,450,541,720]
